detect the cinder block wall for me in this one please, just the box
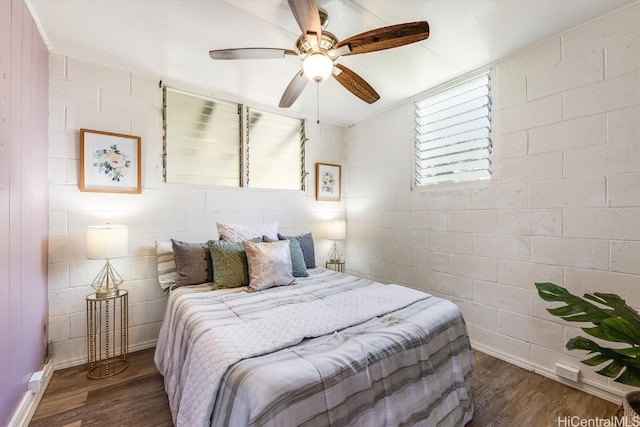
[47,55,346,368]
[344,3,640,400]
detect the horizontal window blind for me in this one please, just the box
[246,108,305,190]
[414,73,492,186]
[164,87,241,186]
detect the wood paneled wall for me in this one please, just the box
[0,0,49,424]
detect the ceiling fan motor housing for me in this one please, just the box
[295,31,338,57]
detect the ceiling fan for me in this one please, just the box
[209,0,429,108]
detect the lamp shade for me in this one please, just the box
[303,53,333,82]
[86,225,128,260]
[327,220,346,241]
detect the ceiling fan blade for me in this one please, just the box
[332,64,380,104]
[209,48,297,60]
[287,0,322,45]
[279,70,309,108]
[335,21,429,56]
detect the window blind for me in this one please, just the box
[164,87,241,186]
[414,73,492,186]
[246,108,306,190]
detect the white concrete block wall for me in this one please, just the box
[48,54,346,369]
[344,2,640,400]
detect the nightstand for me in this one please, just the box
[86,289,129,379]
[326,260,345,273]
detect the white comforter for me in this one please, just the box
[155,269,473,426]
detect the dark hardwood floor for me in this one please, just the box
[30,347,619,427]
[30,348,172,427]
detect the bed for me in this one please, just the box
[153,226,473,427]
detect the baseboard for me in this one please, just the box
[7,359,54,427]
[470,341,623,405]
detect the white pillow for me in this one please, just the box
[217,221,278,242]
[243,240,294,291]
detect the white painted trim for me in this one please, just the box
[471,340,624,405]
[7,360,54,427]
[23,1,52,49]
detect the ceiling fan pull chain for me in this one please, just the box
[316,81,321,125]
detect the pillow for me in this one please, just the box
[155,241,180,291]
[171,239,213,286]
[278,232,316,268]
[263,236,308,277]
[243,240,295,291]
[208,237,262,289]
[217,221,278,242]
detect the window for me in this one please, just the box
[246,108,306,190]
[414,73,492,186]
[163,87,306,190]
[164,87,241,186]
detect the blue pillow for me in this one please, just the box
[263,236,308,277]
[278,232,316,268]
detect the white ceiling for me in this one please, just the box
[26,0,635,126]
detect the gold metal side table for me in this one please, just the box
[326,260,345,273]
[86,289,129,379]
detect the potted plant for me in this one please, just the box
[535,282,640,421]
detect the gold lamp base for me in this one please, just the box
[328,242,343,262]
[91,260,123,296]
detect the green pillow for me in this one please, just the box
[208,237,262,289]
[263,236,308,277]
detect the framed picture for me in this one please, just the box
[80,129,141,194]
[316,162,341,201]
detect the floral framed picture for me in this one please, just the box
[80,129,141,194]
[316,162,341,201]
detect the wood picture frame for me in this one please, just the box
[316,162,341,201]
[80,129,141,194]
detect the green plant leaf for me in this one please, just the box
[595,360,625,378]
[626,358,640,369]
[568,337,626,379]
[536,283,640,386]
[602,318,640,344]
[535,283,611,324]
[588,293,640,331]
[615,366,640,387]
[565,334,640,386]
[581,319,640,344]
[613,347,640,357]
[581,353,613,366]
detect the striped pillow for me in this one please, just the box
[155,241,180,291]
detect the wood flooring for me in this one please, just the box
[30,347,620,427]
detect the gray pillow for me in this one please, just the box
[264,236,308,277]
[171,239,213,286]
[278,232,316,268]
[243,240,295,291]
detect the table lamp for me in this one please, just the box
[327,220,346,262]
[86,224,128,296]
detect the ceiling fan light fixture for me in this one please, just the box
[209,1,430,108]
[302,53,333,82]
